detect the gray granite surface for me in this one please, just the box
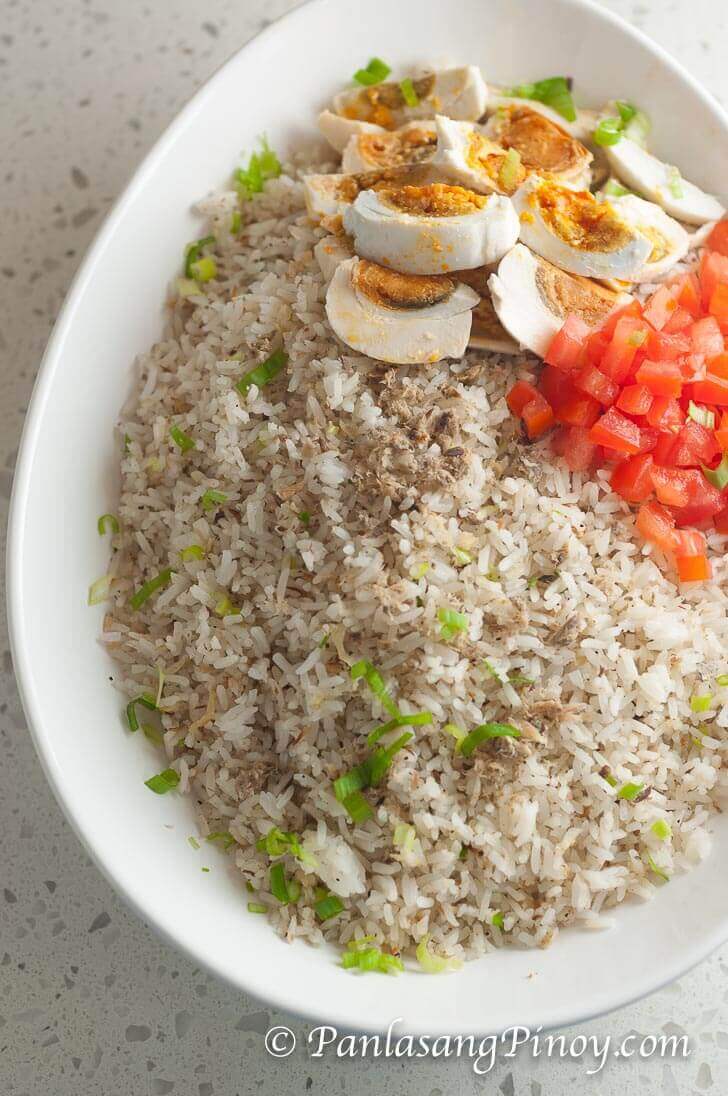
[1,0,728,1092]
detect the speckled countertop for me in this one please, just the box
[2,1,728,1093]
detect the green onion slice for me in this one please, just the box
[688,402,715,429]
[142,722,164,746]
[690,693,713,713]
[206,831,235,849]
[315,894,344,921]
[594,116,623,147]
[437,607,468,641]
[651,819,672,840]
[342,790,374,823]
[507,75,576,121]
[189,256,217,283]
[367,711,432,747]
[341,937,403,974]
[214,594,237,618]
[126,693,157,732]
[247,901,267,914]
[399,77,419,106]
[230,209,242,235]
[179,544,205,562]
[334,733,414,803]
[298,509,311,526]
[616,781,644,801]
[717,675,728,688]
[144,768,180,794]
[176,277,201,298]
[97,513,120,536]
[88,575,112,606]
[415,934,462,973]
[129,567,174,610]
[350,659,399,717]
[491,911,505,929]
[269,862,300,905]
[235,136,282,199]
[353,57,391,87]
[646,853,670,882]
[458,722,521,757]
[703,454,728,490]
[236,348,288,395]
[169,424,195,452]
[184,235,215,277]
[201,489,228,511]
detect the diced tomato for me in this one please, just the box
[600,316,651,384]
[539,364,578,410]
[522,394,555,439]
[715,506,728,534]
[551,425,598,471]
[506,380,540,416]
[715,412,728,451]
[709,352,728,380]
[691,316,724,359]
[667,421,720,467]
[651,431,679,465]
[582,330,611,367]
[554,392,602,428]
[676,553,711,582]
[646,329,691,361]
[650,466,694,507]
[635,426,660,454]
[707,221,728,257]
[589,407,642,454]
[643,285,679,330]
[680,353,706,382]
[700,250,728,309]
[674,272,702,319]
[616,383,653,416]
[636,500,676,553]
[645,395,684,431]
[673,529,708,557]
[635,359,683,398]
[692,374,728,406]
[545,315,592,371]
[662,307,693,334]
[610,453,654,502]
[709,283,728,330]
[600,298,643,340]
[573,363,619,406]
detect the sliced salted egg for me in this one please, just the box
[488,243,630,356]
[332,66,487,129]
[325,257,479,364]
[432,116,527,195]
[342,183,519,275]
[303,164,436,221]
[608,194,689,282]
[314,234,355,282]
[512,176,652,279]
[605,137,725,225]
[317,110,385,153]
[483,105,592,189]
[341,121,437,173]
[486,89,599,143]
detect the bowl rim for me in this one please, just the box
[7,0,728,1036]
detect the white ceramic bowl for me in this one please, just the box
[8,0,728,1036]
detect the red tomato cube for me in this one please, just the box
[643,285,680,330]
[545,315,592,371]
[616,383,653,416]
[710,283,728,329]
[522,395,556,439]
[552,425,598,471]
[700,250,728,309]
[676,554,711,582]
[645,395,684,431]
[674,272,702,319]
[555,393,602,428]
[589,407,642,454]
[635,359,683,398]
[610,453,654,502]
[707,221,728,258]
[506,380,540,416]
[636,500,676,553]
[573,363,619,406]
[691,316,724,359]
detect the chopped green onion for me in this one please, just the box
[179,544,205,562]
[604,178,630,198]
[667,165,684,200]
[236,347,288,395]
[144,768,180,794]
[498,147,522,192]
[367,711,432,747]
[690,693,713,713]
[206,831,235,849]
[246,880,256,893]
[315,894,344,921]
[491,911,505,929]
[342,790,374,824]
[617,781,644,801]
[123,433,131,453]
[125,693,157,732]
[703,454,728,490]
[235,136,282,199]
[141,722,164,746]
[646,853,670,883]
[97,513,120,536]
[410,561,430,579]
[717,675,728,688]
[129,567,174,610]
[230,209,241,235]
[341,937,403,975]
[507,75,576,122]
[615,100,637,125]
[184,235,215,277]
[334,734,413,803]
[443,722,466,744]
[188,836,200,850]
[651,819,672,840]
[353,57,391,87]
[317,632,330,649]
[298,510,311,526]
[201,867,210,873]
[350,659,399,717]
[367,732,413,784]
[88,574,112,606]
[594,116,623,147]
[601,768,618,788]
[189,256,217,283]
[399,77,419,107]
[269,862,299,905]
[169,424,195,452]
[452,547,473,566]
[176,277,201,297]
[458,722,521,757]
[508,671,534,688]
[201,489,227,511]
[437,607,468,641]
[458,844,468,861]
[688,402,715,429]
[214,594,237,618]
[482,659,503,683]
[247,901,267,914]
[415,934,462,974]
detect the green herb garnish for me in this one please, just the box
[651,819,672,840]
[367,711,432,747]
[129,567,174,610]
[350,659,399,717]
[269,862,300,905]
[144,768,180,794]
[507,75,576,121]
[341,936,403,974]
[235,136,282,199]
[315,894,344,921]
[703,454,728,490]
[646,854,670,882]
[617,781,644,801]
[184,235,215,278]
[201,489,227,512]
[247,901,267,914]
[688,402,715,429]
[437,607,468,641]
[353,57,391,87]
[97,513,120,536]
[458,722,521,757]
[179,544,205,562]
[87,575,112,606]
[690,693,713,713]
[169,424,195,453]
[126,693,157,732]
[236,348,288,395]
